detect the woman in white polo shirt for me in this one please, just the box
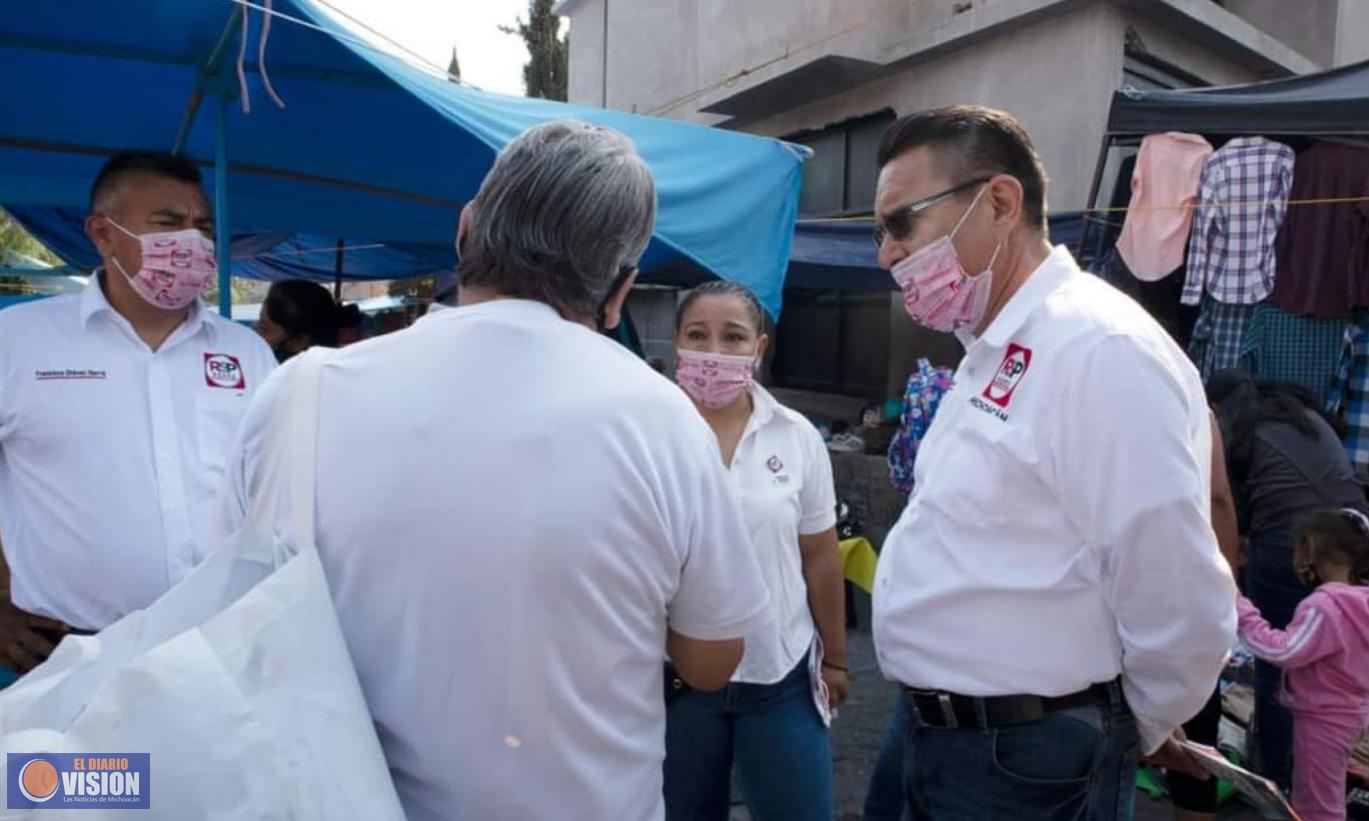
[663,281,847,821]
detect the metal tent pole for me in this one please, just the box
[215,94,232,318]
[1077,131,1118,262]
[334,238,344,300]
[172,6,244,157]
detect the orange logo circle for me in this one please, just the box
[18,759,59,802]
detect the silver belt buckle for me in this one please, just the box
[938,693,958,729]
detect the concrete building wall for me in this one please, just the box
[736,4,1125,212]
[1222,0,1337,66]
[572,2,1272,212]
[1336,0,1369,66]
[1124,14,1269,86]
[566,0,606,106]
[603,1,701,113]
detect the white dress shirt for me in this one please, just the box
[216,299,771,821]
[872,246,1236,753]
[0,277,276,630]
[728,385,837,684]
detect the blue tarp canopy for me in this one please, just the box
[8,203,1092,300]
[14,204,863,292]
[4,205,453,284]
[0,0,804,315]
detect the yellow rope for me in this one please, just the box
[802,195,1369,225]
[1083,194,1369,214]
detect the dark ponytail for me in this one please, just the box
[337,302,363,330]
[263,280,355,348]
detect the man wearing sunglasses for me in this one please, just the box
[869,105,1237,820]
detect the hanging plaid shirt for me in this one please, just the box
[887,358,954,493]
[1182,137,1295,306]
[1188,297,1255,383]
[1238,302,1347,406]
[1328,314,1369,473]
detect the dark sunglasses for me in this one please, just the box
[872,176,992,248]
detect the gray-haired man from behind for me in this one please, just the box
[215,120,771,820]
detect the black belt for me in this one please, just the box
[901,678,1124,730]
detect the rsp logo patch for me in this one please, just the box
[983,344,1031,408]
[204,353,245,390]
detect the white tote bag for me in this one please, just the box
[0,349,404,820]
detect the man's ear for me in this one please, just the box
[600,269,639,331]
[988,175,1025,233]
[85,214,115,259]
[455,206,471,260]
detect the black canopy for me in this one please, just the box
[1106,59,1369,136]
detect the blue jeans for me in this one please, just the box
[1246,526,1308,791]
[664,659,833,821]
[901,694,1139,820]
[0,664,19,689]
[863,696,909,821]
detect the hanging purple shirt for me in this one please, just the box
[1270,142,1369,319]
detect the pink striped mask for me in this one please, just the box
[106,219,216,310]
[676,349,755,409]
[889,186,1000,334]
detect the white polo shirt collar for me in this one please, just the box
[78,271,210,350]
[745,380,778,432]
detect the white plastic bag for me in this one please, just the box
[0,349,403,820]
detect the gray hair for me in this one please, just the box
[459,119,657,319]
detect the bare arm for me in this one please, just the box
[1209,415,1241,575]
[801,526,849,707]
[667,630,744,692]
[0,540,69,672]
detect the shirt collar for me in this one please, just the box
[79,270,208,339]
[77,272,110,327]
[450,297,565,324]
[749,383,779,429]
[965,244,1079,349]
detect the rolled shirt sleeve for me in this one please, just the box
[1054,335,1237,754]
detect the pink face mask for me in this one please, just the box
[106,219,217,310]
[676,348,755,409]
[889,186,1000,334]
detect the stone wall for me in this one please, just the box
[831,451,907,549]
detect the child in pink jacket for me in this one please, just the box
[1238,507,1369,821]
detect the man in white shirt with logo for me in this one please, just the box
[0,152,275,684]
[871,106,1236,820]
[216,120,771,821]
